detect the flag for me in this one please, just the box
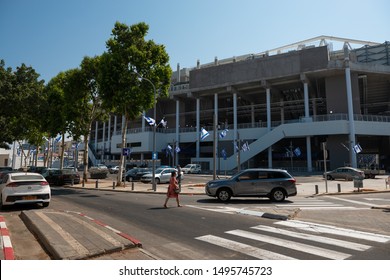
[43,136,49,142]
[143,115,156,126]
[175,146,181,153]
[294,147,302,157]
[166,145,173,157]
[55,135,62,143]
[221,148,227,160]
[353,144,362,154]
[200,128,209,140]
[158,118,167,128]
[219,129,228,139]
[234,141,239,152]
[242,141,250,152]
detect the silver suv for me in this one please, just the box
[205,168,297,202]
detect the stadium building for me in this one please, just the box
[90,36,390,173]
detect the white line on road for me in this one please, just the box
[251,225,371,251]
[195,235,296,260]
[275,220,390,243]
[326,196,378,207]
[226,229,351,260]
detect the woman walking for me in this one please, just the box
[164,171,182,208]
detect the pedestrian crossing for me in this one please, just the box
[195,220,390,260]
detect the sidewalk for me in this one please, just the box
[1,175,389,260]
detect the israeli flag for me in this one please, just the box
[158,118,167,128]
[353,144,362,154]
[242,141,250,152]
[166,145,173,157]
[55,135,62,143]
[42,136,49,142]
[221,148,227,160]
[219,129,228,139]
[200,128,209,140]
[175,146,181,153]
[143,115,156,126]
[294,147,302,157]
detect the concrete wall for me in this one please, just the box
[190,46,329,90]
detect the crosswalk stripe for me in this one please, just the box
[195,235,296,260]
[276,220,390,243]
[251,225,371,251]
[226,229,351,260]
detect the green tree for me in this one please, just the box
[65,56,107,182]
[99,22,172,185]
[0,60,46,165]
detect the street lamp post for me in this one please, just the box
[129,64,157,191]
[137,75,157,192]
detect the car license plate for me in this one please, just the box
[23,196,37,200]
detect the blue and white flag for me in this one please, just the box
[221,148,227,160]
[353,144,362,154]
[242,141,250,152]
[143,115,156,126]
[55,135,62,143]
[166,145,173,157]
[219,129,228,139]
[200,128,209,140]
[43,136,49,142]
[158,118,167,128]
[175,146,181,153]
[234,141,240,152]
[294,147,302,157]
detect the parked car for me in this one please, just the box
[205,168,297,202]
[323,167,365,181]
[0,166,12,172]
[0,170,17,180]
[181,164,201,174]
[141,167,183,184]
[109,166,120,174]
[123,168,152,182]
[42,168,78,186]
[0,172,51,209]
[26,166,48,174]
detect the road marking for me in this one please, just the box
[275,220,390,243]
[226,229,351,260]
[251,225,370,251]
[364,198,390,201]
[195,234,296,260]
[326,196,378,207]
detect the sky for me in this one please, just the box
[1,0,389,83]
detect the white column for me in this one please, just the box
[141,111,145,132]
[303,79,312,172]
[94,121,98,155]
[345,60,357,168]
[107,115,111,160]
[266,88,272,168]
[196,98,200,159]
[176,100,180,166]
[102,121,106,162]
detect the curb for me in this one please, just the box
[65,211,142,247]
[0,216,15,260]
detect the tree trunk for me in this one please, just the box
[83,123,93,183]
[59,133,65,169]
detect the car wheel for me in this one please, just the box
[270,188,286,202]
[42,202,49,207]
[217,188,232,202]
[155,178,160,184]
[326,175,333,180]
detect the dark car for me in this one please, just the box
[205,168,297,202]
[26,166,48,174]
[123,168,151,182]
[42,168,78,186]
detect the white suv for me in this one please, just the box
[182,164,201,174]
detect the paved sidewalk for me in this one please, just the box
[1,175,389,260]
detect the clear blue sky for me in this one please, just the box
[1,0,389,83]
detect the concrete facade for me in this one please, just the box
[90,37,390,173]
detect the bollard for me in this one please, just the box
[113,182,116,190]
[82,179,85,188]
[315,185,319,194]
[95,179,98,188]
[337,183,341,192]
[132,181,134,191]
